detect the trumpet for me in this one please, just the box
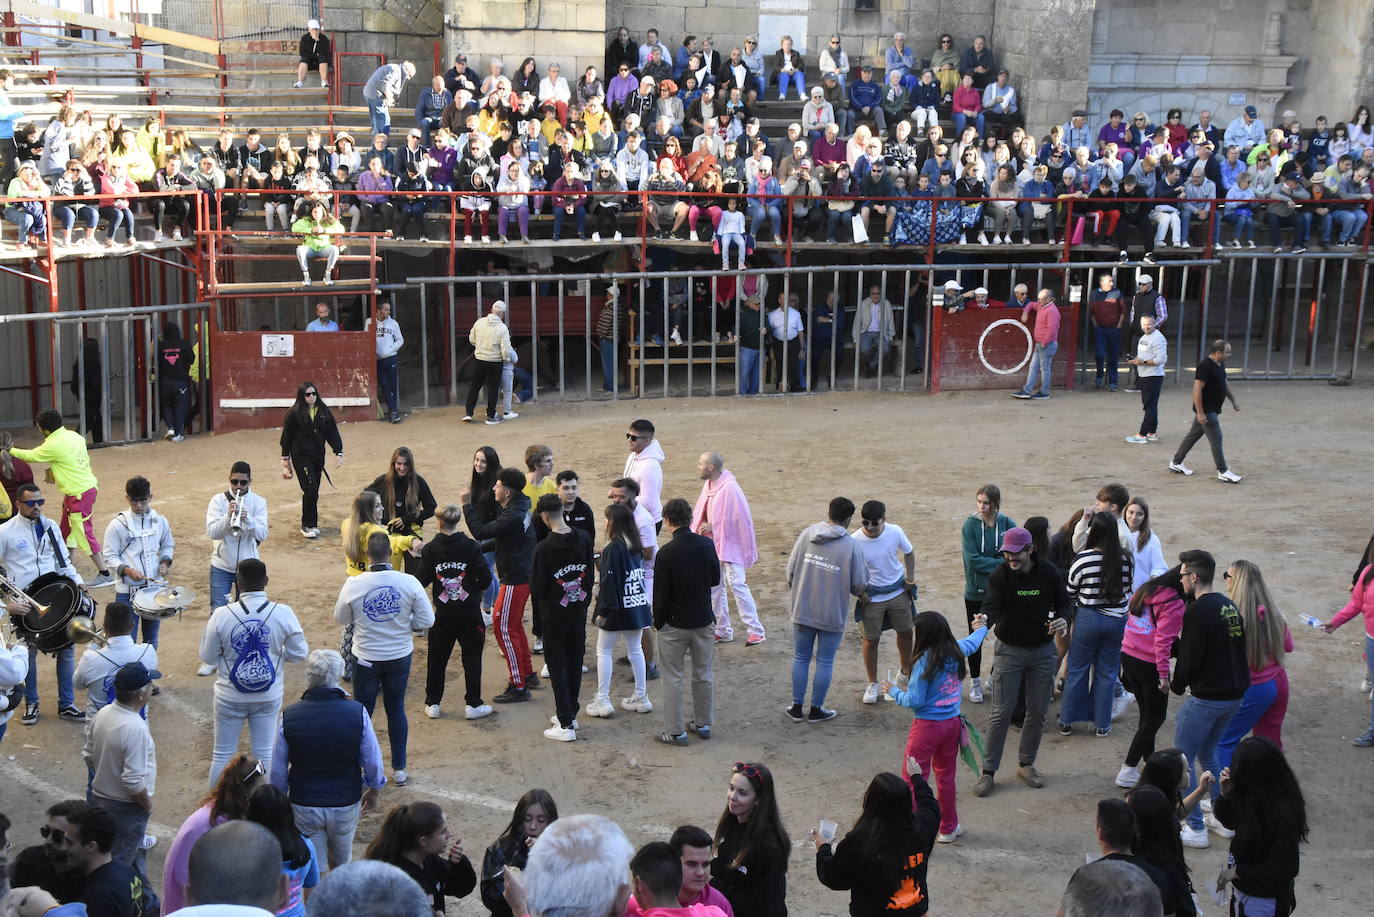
[0,568,49,616]
[66,615,108,648]
[229,487,249,537]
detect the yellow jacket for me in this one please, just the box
[344,520,418,576]
[10,426,97,496]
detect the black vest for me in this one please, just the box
[281,686,367,806]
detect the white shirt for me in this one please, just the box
[206,490,268,573]
[1136,329,1167,377]
[0,511,82,588]
[75,635,159,720]
[631,503,656,566]
[334,566,435,662]
[102,508,175,592]
[538,76,571,104]
[0,643,28,726]
[85,699,156,801]
[199,591,308,704]
[174,907,276,917]
[851,522,913,601]
[369,315,404,359]
[767,306,803,341]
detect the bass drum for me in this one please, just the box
[12,572,96,653]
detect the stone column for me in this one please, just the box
[992,0,1098,138]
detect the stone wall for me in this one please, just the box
[447,0,606,77]
[993,0,1096,138]
[1280,0,1374,127]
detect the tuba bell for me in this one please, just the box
[66,615,108,648]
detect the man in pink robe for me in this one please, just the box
[690,451,762,644]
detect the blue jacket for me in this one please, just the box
[910,80,941,109]
[278,686,375,807]
[849,78,882,111]
[889,628,987,720]
[415,87,453,122]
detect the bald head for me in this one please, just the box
[188,821,287,910]
[696,451,724,482]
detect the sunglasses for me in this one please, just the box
[860,519,882,527]
[733,761,762,779]
[304,390,318,397]
[941,38,952,43]
[243,759,267,783]
[229,478,250,486]
[40,826,67,843]
[20,498,45,507]
[626,433,648,441]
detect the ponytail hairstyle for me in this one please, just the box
[198,753,266,823]
[364,801,446,865]
[343,491,382,568]
[247,784,312,870]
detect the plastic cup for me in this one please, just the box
[817,819,838,842]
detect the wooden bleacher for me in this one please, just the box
[625,309,736,393]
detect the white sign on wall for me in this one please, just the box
[261,335,295,358]
[757,14,809,57]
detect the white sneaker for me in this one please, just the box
[1200,796,1213,814]
[153,230,164,242]
[551,714,581,730]
[544,724,577,741]
[935,823,964,843]
[1124,435,1149,444]
[532,638,543,652]
[502,410,520,419]
[613,231,622,241]
[481,235,491,243]
[1115,764,1141,788]
[1111,691,1134,721]
[977,232,989,245]
[1204,813,1235,839]
[1168,461,1194,476]
[1362,673,1372,694]
[172,228,183,241]
[424,704,441,719]
[392,769,408,787]
[591,232,601,241]
[1217,468,1243,484]
[539,664,550,678]
[300,527,319,538]
[293,81,304,89]
[585,695,615,718]
[688,230,699,242]
[462,415,473,422]
[1179,824,1209,848]
[620,693,653,713]
[197,663,215,676]
[670,328,683,345]
[141,834,158,850]
[463,235,472,243]
[301,273,312,286]
[862,682,880,704]
[465,704,494,720]
[968,677,984,704]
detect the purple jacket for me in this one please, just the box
[428,145,458,185]
[357,170,395,204]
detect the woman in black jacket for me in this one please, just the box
[366,801,477,916]
[1125,785,1196,917]
[469,446,503,616]
[480,789,558,917]
[279,380,344,539]
[713,761,790,916]
[157,321,195,442]
[587,502,651,718]
[368,445,437,559]
[815,765,940,916]
[1213,736,1308,916]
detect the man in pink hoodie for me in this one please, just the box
[624,826,735,917]
[627,839,730,917]
[691,451,762,644]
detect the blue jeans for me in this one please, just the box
[57,204,99,232]
[1174,694,1242,830]
[738,346,761,395]
[377,354,399,416]
[116,591,161,647]
[1215,677,1279,771]
[777,70,805,99]
[748,201,782,239]
[1093,326,1121,386]
[1020,340,1057,395]
[94,794,152,885]
[954,111,985,137]
[791,624,844,708]
[5,205,40,239]
[353,653,412,770]
[1324,209,1368,243]
[599,338,617,391]
[209,566,237,612]
[25,644,75,708]
[552,205,586,239]
[367,98,391,136]
[1179,206,1208,243]
[1059,608,1127,730]
[1216,211,1255,243]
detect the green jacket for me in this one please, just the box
[961,512,1015,600]
[292,216,343,251]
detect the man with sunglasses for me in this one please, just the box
[202,462,269,675]
[1,482,86,725]
[54,804,152,917]
[852,501,916,706]
[9,800,94,903]
[972,526,1070,797]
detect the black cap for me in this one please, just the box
[114,661,162,691]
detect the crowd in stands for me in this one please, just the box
[1,27,1373,259]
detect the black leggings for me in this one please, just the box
[291,454,324,529]
[964,598,985,678]
[465,358,502,420]
[1119,650,1170,767]
[425,603,486,708]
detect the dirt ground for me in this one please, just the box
[5,380,1373,916]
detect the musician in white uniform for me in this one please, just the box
[202,461,268,676]
[102,476,174,648]
[0,482,85,726]
[0,622,28,744]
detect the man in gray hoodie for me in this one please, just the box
[784,497,868,723]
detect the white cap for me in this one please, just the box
[943,280,962,291]
[1137,273,1153,285]
[973,287,989,295]
[491,300,508,314]
[307,19,320,30]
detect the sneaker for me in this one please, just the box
[1111,692,1134,721]
[293,80,304,89]
[972,773,995,797]
[463,235,472,243]
[481,235,491,244]
[1217,468,1243,484]
[301,526,319,538]
[1145,433,1159,442]
[141,834,158,850]
[1115,764,1141,788]
[620,693,653,713]
[197,662,215,676]
[87,572,114,588]
[1124,435,1149,444]
[172,228,183,241]
[1095,726,1112,738]
[1247,240,1256,249]
[968,677,984,703]
[544,724,578,742]
[807,706,838,723]
[688,230,699,242]
[392,769,408,787]
[935,824,964,843]
[1058,722,1073,736]
[171,434,185,442]
[492,685,530,703]
[1030,392,1050,400]
[658,731,689,746]
[153,230,164,243]
[1205,813,1235,839]
[424,704,441,719]
[591,232,601,242]
[688,721,711,739]
[539,664,550,678]
[1017,764,1044,788]
[670,328,683,346]
[1292,246,1306,254]
[20,701,38,725]
[784,703,805,722]
[613,231,622,241]
[465,704,494,720]
[745,633,765,646]
[714,633,734,643]
[1011,390,1033,399]
[1362,673,1371,694]
[1168,461,1194,476]
[551,715,580,730]
[462,415,473,422]
[585,695,615,718]
[532,638,544,654]
[1353,730,1374,747]
[524,672,541,689]
[646,662,660,680]
[499,236,508,243]
[485,416,503,425]
[1142,251,1156,263]
[862,682,881,704]
[302,274,312,286]
[977,232,989,245]
[1179,824,1210,848]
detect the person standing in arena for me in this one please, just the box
[279,381,344,541]
[463,467,538,703]
[851,500,917,706]
[623,420,665,531]
[416,504,494,722]
[1169,339,1242,484]
[101,475,174,648]
[202,463,269,678]
[465,301,511,425]
[960,484,1014,705]
[652,497,720,745]
[691,452,762,645]
[531,493,595,741]
[608,477,659,678]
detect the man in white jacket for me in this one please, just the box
[368,299,405,424]
[199,558,308,785]
[334,531,434,786]
[102,474,174,647]
[465,300,512,425]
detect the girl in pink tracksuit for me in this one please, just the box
[1324,563,1374,746]
[1115,566,1187,789]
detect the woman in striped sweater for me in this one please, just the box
[1059,512,1134,737]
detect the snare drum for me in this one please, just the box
[132,583,188,620]
[12,573,96,654]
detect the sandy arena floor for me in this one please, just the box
[4,381,1373,916]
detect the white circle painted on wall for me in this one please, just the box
[977,318,1034,374]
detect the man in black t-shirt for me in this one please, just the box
[9,800,92,904]
[1170,339,1241,482]
[58,806,150,917]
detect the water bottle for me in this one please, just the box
[1298,613,1324,629]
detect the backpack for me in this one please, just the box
[227,599,280,693]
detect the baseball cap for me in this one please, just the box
[1071,109,1088,117]
[798,158,812,168]
[998,527,1032,553]
[973,286,988,295]
[860,63,873,72]
[1137,273,1153,285]
[114,661,162,691]
[1244,105,1257,117]
[407,128,422,138]
[943,280,963,291]
[307,18,320,29]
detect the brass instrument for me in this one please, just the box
[229,487,249,537]
[66,615,108,647]
[0,568,49,616]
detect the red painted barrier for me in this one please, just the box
[211,331,377,433]
[932,304,1080,394]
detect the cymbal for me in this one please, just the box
[152,585,196,608]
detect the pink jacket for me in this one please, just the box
[625,885,735,917]
[690,469,757,567]
[1330,573,1374,638]
[1121,585,1185,680]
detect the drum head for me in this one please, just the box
[14,573,90,652]
[132,585,165,613]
